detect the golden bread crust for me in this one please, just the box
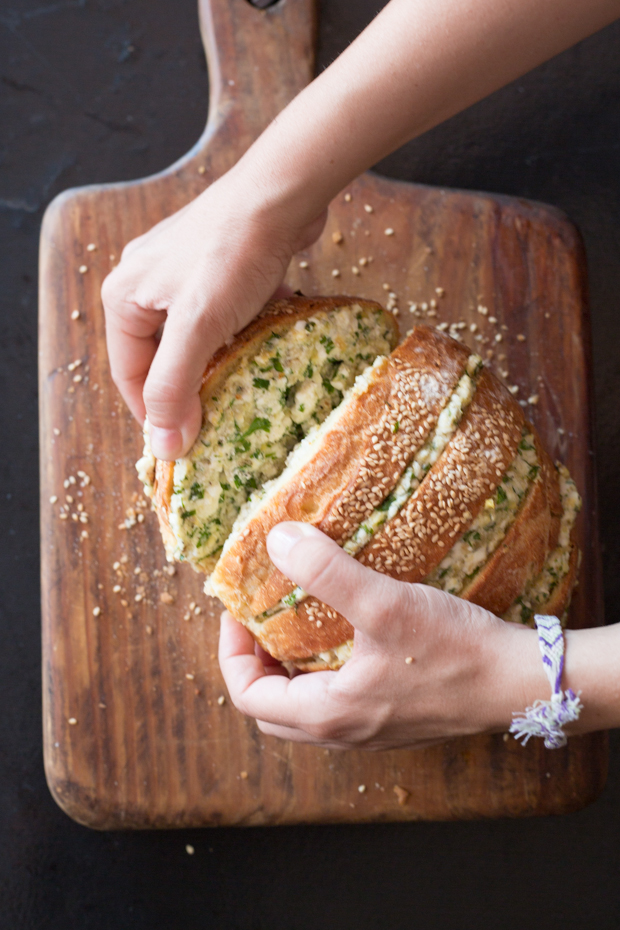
[210,328,470,620]
[355,367,524,581]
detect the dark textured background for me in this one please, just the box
[1,1,620,927]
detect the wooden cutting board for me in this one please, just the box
[39,0,606,829]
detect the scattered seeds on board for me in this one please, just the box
[217,695,226,706]
[186,845,195,855]
[331,269,340,278]
[185,673,195,681]
[78,265,88,274]
[68,717,78,726]
[517,333,526,342]
[198,165,206,175]
[528,394,540,405]
[93,606,101,617]
[299,260,309,269]
[240,771,248,780]
[384,227,394,236]
[364,204,373,213]
[344,192,352,202]
[405,656,414,665]
[352,266,360,276]
[332,231,343,244]
[358,784,366,794]
[86,243,97,252]
[71,309,80,320]
[160,591,174,605]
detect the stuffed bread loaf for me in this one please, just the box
[138,296,581,672]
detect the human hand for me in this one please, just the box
[102,167,327,461]
[219,522,547,750]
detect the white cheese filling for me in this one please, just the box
[425,429,539,595]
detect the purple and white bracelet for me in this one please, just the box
[509,614,583,750]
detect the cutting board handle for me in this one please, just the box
[197,0,317,152]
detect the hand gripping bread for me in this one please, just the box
[137,295,399,573]
[207,328,581,672]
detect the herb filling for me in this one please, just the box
[168,305,394,568]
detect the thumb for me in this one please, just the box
[266,522,405,634]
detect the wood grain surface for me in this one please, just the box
[39,0,606,829]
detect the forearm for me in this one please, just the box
[233,0,618,225]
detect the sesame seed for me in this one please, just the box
[364,204,373,213]
[331,269,340,277]
[509,385,519,395]
[352,266,360,275]
[50,495,58,504]
[93,606,101,617]
[527,394,540,405]
[488,316,497,324]
[299,260,309,269]
[185,673,195,680]
[194,606,201,615]
[68,717,78,726]
[78,265,88,274]
[384,227,394,236]
[316,620,322,628]
[344,193,352,202]
[186,844,195,855]
[240,770,248,779]
[435,287,445,297]
[71,309,80,320]
[517,333,526,342]
[494,333,503,343]
[358,784,366,793]
[405,656,413,665]
[477,305,488,316]
[217,695,226,706]
[113,585,121,593]
[359,257,368,266]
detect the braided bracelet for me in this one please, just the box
[509,614,583,749]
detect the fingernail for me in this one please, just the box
[150,426,183,460]
[267,522,317,562]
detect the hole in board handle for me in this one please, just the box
[246,0,280,8]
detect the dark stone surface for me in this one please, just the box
[1,1,619,927]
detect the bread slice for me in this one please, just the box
[137,295,398,574]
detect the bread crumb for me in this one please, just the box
[435,287,445,297]
[185,673,195,681]
[240,771,248,780]
[332,231,343,244]
[160,591,174,604]
[393,785,410,806]
[516,333,526,342]
[145,625,153,635]
[527,394,539,405]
